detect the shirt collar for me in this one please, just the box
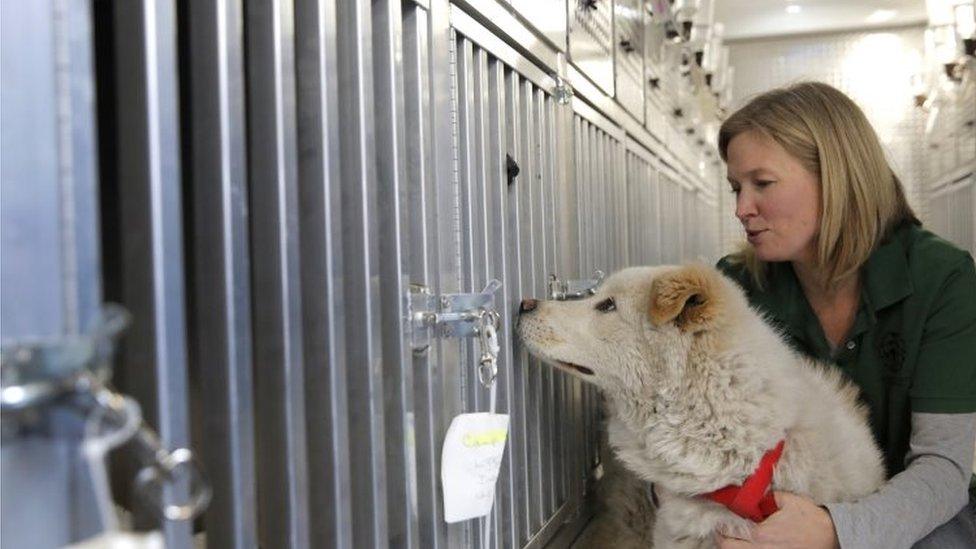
[861,224,914,314]
[759,223,914,345]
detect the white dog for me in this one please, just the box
[517,264,885,548]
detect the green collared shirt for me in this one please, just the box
[717,222,976,479]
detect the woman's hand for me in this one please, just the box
[715,492,840,549]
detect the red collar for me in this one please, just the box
[702,440,785,522]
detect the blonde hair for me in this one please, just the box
[718,81,918,288]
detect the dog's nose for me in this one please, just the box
[520,299,539,313]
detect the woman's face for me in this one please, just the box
[726,130,822,265]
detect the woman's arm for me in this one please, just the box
[824,412,976,549]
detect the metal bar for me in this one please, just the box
[626,154,639,265]
[506,64,533,545]
[578,121,592,276]
[471,45,491,416]
[455,36,482,546]
[529,86,556,520]
[485,54,513,548]
[518,77,545,535]
[185,0,257,546]
[502,65,530,547]
[595,131,607,273]
[618,141,630,269]
[335,0,390,546]
[112,0,191,544]
[372,0,421,546]
[538,89,559,517]
[468,43,492,546]
[401,4,447,548]
[423,3,462,546]
[62,0,102,338]
[293,0,353,546]
[244,0,311,546]
[651,163,662,265]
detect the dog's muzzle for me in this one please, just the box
[519,299,538,313]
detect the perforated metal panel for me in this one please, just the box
[614,0,645,121]
[568,0,615,95]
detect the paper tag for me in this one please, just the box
[441,412,509,523]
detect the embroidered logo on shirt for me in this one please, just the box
[877,332,905,374]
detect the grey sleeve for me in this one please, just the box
[824,412,976,549]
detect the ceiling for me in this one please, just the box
[713,0,929,41]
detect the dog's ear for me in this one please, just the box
[648,265,724,332]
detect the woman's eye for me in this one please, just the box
[595,298,616,312]
[756,180,775,188]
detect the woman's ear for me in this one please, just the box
[648,265,725,333]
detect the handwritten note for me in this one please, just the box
[441,412,510,523]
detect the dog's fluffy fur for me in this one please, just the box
[518,265,885,548]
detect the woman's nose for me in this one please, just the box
[735,188,758,222]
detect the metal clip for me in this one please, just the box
[409,280,503,353]
[552,76,574,106]
[83,377,212,522]
[548,270,605,301]
[476,309,501,388]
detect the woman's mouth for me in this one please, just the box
[746,229,767,243]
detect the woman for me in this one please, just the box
[714,82,976,548]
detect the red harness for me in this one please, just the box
[702,440,786,522]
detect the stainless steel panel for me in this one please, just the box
[294,0,353,547]
[503,63,530,548]
[626,149,660,266]
[432,14,466,549]
[538,91,562,517]
[510,0,568,52]
[453,35,485,547]
[373,1,421,547]
[335,0,390,546]
[614,0,644,122]
[1,0,102,344]
[518,76,546,535]
[453,18,603,544]
[185,1,258,547]
[244,0,311,547]
[568,0,615,95]
[1,0,105,546]
[34,0,728,545]
[402,4,448,549]
[484,55,518,548]
[0,0,65,344]
[112,0,192,545]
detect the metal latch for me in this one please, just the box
[547,270,605,301]
[409,280,502,353]
[0,304,211,523]
[552,76,574,105]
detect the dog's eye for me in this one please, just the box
[595,298,616,312]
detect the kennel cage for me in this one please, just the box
[1,0,728,547]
